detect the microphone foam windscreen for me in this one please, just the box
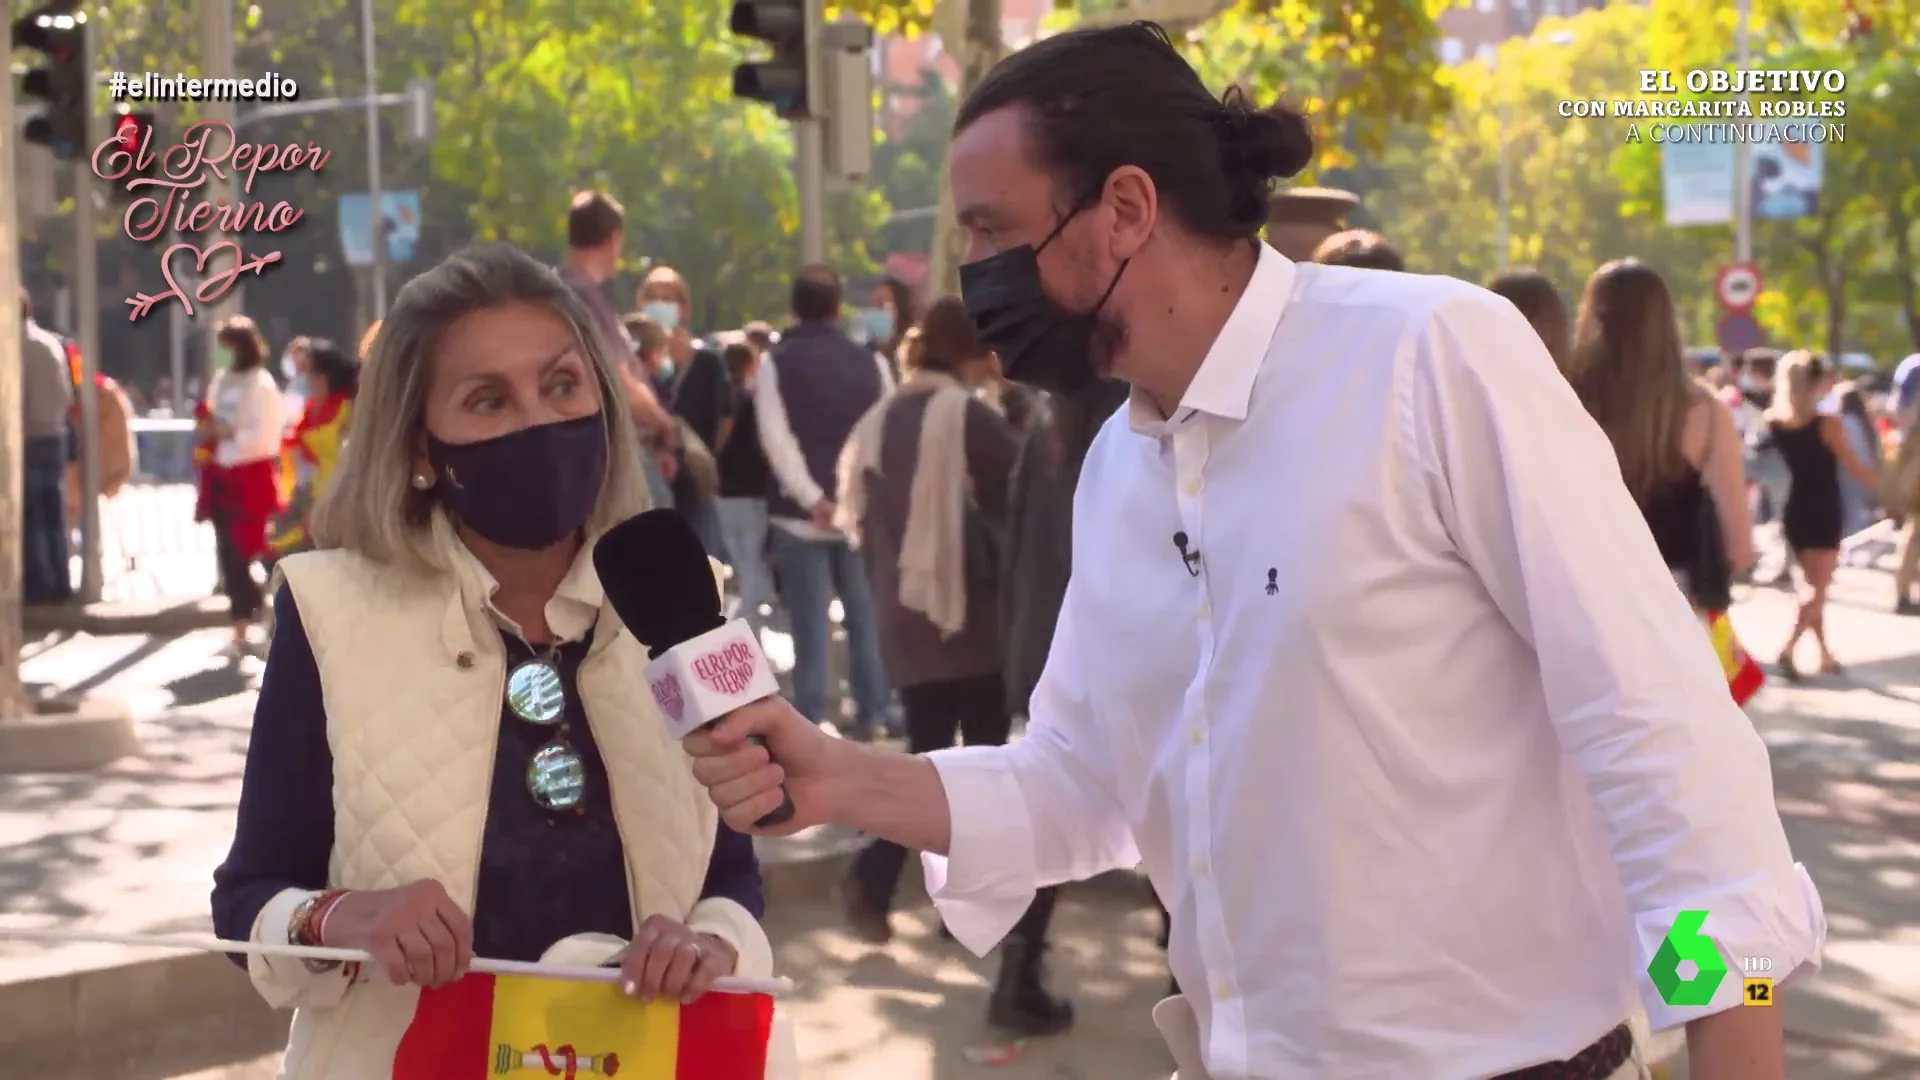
[592,510,724,653]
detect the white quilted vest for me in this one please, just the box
[268,522,718,1076]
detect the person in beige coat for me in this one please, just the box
[209,243,792,1079]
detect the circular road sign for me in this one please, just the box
[1715,263,1762,311]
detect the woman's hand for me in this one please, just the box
[321,880,474,988]
[619,914,738,1003]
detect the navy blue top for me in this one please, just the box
[211,586,764,965]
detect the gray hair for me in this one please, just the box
[310,242,651,573]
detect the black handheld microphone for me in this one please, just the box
[592,510,797,828]
[1173,531,1201,577]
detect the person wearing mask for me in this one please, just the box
[860,276,916,376]
[204,316,286,655]
[211,244,786,1079]
[638,266,732,457]
[554,191,680,510]
[18,290,73,604]
[833,298,1072,1036]
[282,335,313,420]
[625,310,724,559]
[678,23,1821,1080]
[625,314,677,403]
[755,265,896,735]
[266,338,359,568]
[712,341,776,641]
[1309,228,1405,271]
[1766,351,1880,679]
[1486,269,1572,367]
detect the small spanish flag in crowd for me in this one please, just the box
[1706,609,1764,706]
[392,973,774,1079]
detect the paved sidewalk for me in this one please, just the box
[6,568,1920,1077]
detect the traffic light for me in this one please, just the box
[12,2,89,161]
[107,109,157,199]
[729,0,821,120]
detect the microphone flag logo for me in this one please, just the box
[650,672,685,723]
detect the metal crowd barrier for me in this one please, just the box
[93,419,218,603]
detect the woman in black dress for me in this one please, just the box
[1767,350,1880,678]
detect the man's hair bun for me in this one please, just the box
[1213,87,1314,182]
[1208,87,1313,233]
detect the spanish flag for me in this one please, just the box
[392,974,774,1079]
[1705,609,1764,706]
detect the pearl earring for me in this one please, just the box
[411,472,432,490]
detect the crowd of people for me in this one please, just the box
[1311,229,1920,684]
[18,18,1920,1080]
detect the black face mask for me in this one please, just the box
[427,414,608,550]
[958,208,1129,397]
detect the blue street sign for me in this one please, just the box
[338,191,422,267]
[1716,311,1764,356]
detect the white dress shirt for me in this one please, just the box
[922,245,1825,1079]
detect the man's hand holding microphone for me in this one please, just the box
[593,512,952,855]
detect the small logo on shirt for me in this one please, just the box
[1265,568,1278,596]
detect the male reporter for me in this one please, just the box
[685,23,1821,1080]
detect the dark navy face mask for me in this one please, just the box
[426,413,607,550]
[958,207,1129,397]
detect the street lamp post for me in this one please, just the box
[360,0,388,320]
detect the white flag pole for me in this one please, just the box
[0,926,793,997]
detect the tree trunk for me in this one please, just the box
[1892,200,1920,351]
[0,0,34,721]
[924,0,1006,300]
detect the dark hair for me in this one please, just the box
[1312,229,1404,271]
[215,315,270,371]
[956,22,1312,243]
[305,337,359,397]
[878,277,915,341]
[567,191,625,249]
[19,287,30,320]
[900,297,985,374]
[1568,258,1698,500]
[791,264,842,322]
[721,341,757,383]
[622,314,667,357]
[1487,269,1571,369]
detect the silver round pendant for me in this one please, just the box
[506,660,566,725]
[527,742,587,811]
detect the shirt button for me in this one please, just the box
[1189,725,1204,745]
[456,652,475,669]
[1214,981,1233,999]
[1182,478,1202,497]
[1193,858,1209,877]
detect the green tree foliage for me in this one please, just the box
[1179,0,1453,176]
[1630,0,1920,359]
[81,0,887,329]
[1372,5,1723,337]
[1369,1,1919,362]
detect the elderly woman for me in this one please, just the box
[211,244,782,1078]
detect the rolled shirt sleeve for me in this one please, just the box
[1411,289,1825,1030]
[921,578,1141,957]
